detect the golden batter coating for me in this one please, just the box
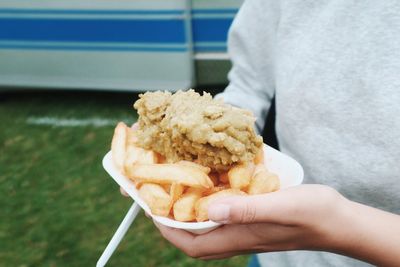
[133,90,263,171]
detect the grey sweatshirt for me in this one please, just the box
[218,0,400,266]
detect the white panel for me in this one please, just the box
[0,50,192,91]
[0,0,194,91]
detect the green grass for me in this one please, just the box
[0,90,249,267]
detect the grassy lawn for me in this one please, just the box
[0,90,249,267]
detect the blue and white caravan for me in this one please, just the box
[0,0,243,91]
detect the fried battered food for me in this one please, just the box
[133,90,263,171]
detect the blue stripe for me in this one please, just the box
[192,18,233,42]
[194,45,227,52]
[0,42,223,53]
[0,8,184,15]
[0,44,187,52]
[0,18,186,43]
[191,9,238,15]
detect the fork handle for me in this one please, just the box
[96,202,141,267]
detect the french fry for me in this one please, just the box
[111,122,128,172]
[254,147,264,164]
[124,145,157,167]
[186,187,205,195]
[177,160,211,174]
[126,164,214,189]
[208,172,219,186]
[248,167,280,195]
[155,153,166,164]
[219,171,229,184]
[126,127,138,145]
[253,164,266,177]
[170,182,184,202]
[162,184,171,193]
[173,189,203,222]
[228,162,255,189]
[139,183,172,217]
[195,189,246,222]
[202,184,231,196]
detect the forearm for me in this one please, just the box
[329,199,400,266]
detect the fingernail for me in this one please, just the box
[208,204,231,223]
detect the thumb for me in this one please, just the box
[208,196,264,224]
[207,193,287,224]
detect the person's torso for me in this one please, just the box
[255,0,400,266]
[275,0,400,212]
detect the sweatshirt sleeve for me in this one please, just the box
[216,0,279,133]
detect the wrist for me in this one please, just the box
[306,190,355,252]
[315,194,361,256]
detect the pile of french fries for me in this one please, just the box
[111,122,280,222]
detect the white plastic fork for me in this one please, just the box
[96,202,141,267]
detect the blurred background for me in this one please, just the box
[0,0,255,266]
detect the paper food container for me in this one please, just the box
[103,144,304,235]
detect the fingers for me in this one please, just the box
[198,249,260,260]
[120,187,129,197]
[154,221,257,258]
[153,221,196,254]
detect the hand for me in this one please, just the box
[153,185,350,260]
